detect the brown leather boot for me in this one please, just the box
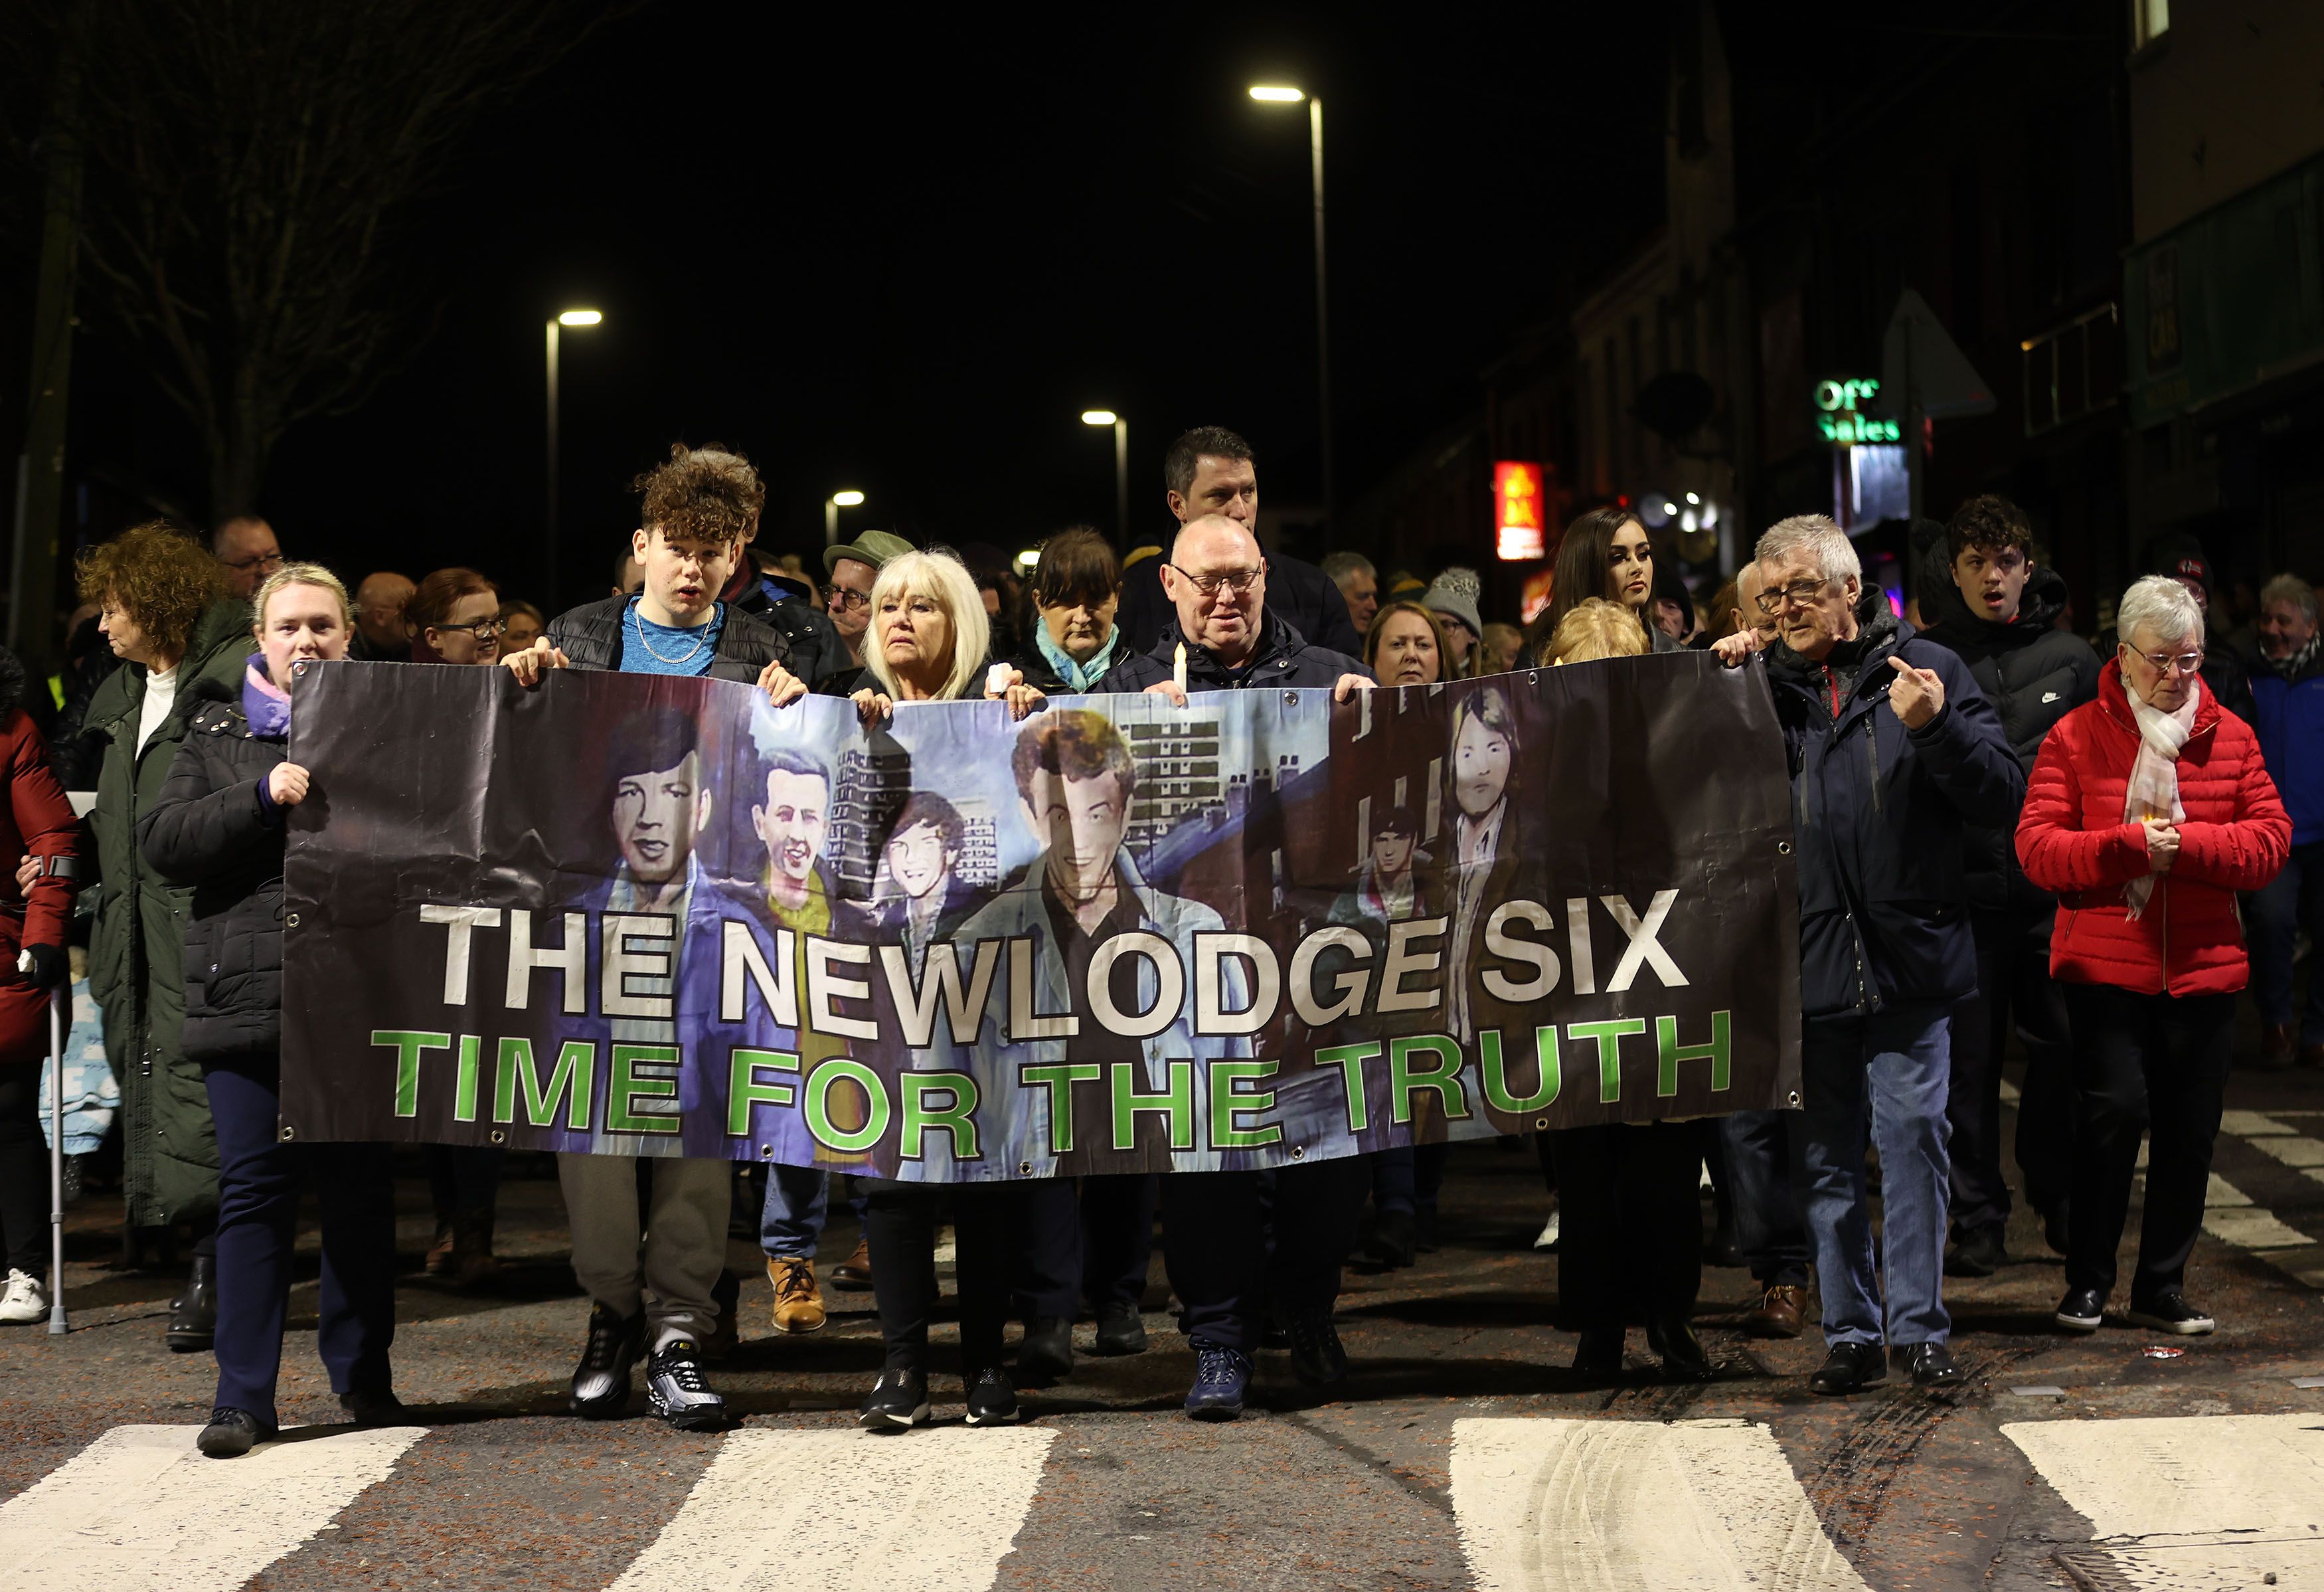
[829,1235,874,1291]
[768,1257,827,1334]
[1743,1282,1806,1339]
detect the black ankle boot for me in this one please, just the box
[167,1255,217,1353]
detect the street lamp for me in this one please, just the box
[825,489,865,546]
[545,308,602,592]
[1081,410,1128,547]
[1248,82,1331,528]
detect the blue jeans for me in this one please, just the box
[1719,1109,1811,1287]
[758,1162,867,1260]
[2250,838,2324,1043]
[1799,1003,1952,1347]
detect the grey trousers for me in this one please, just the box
[556,1152,728,1350]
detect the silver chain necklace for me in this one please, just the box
[630,599,712,666]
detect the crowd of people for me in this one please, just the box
[0,422,2313,1457]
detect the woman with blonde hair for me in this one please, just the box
[1541,597,1649,667]
[143,563,401,1456]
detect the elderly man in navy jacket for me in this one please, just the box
[1718,515,2023,1395]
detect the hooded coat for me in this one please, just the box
[1912,546,2102,914]
[1756,590,2024,1020]
[84,598,250,1226]
[1094,612,1369,695]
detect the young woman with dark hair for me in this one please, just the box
[1527,507,1681,663]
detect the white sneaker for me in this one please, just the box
[1533,1206,1561,1251]
[0,1269,46,1324]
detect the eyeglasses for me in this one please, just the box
[1165,563,1264,599]
[434,619,505,642]
[224,551,285,575]
[2132,646,2204,676]
[826,585,871,612]
[1754,578,1831,616]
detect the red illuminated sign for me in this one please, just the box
[1494,461,1546,561]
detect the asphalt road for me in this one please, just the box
[9,1055,2324,1591]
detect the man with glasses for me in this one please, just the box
[820,531,914,675]
[1094,512,1371,1412]
[211,516,284,600]
[1714,515,2021,1395]
[1914,496,2097,1277]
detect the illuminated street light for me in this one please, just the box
[1249,80,1332,526]
[545,308,604,594]
[825,489,865,545]
[1083,410,1128,545]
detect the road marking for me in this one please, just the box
[608,1427,1053,1591]
[2200,1205,2311,1250]
[1451,1417,1869,1591]
[2205,1172,2252,1207]
[2005,1413,2324,1587]
[0,1423,422,1592]
[2252,1135,2324,1169]
[2219,1110,2294,1136]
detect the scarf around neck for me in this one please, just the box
[1034,622,1121,693]
[2121,674,2199,921]
[242,656,291,741]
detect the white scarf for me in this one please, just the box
[2121,675,2199,921]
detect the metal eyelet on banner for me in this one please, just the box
[279,1126,295,1142]
[293,660,309,680]
[1289,1145,1305,1160]
[759,1145,773,1158]
[488,1130,505,1144]
[1527,671,1538,687]
[1018,1161,1033,1176]
[285,912,299,928]
[1535,1117,1550,1130]
[1787,1091,1801,1107]
[1282,691,1298,705]
[1776,841,1792,856]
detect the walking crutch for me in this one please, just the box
[21,948,68,1334]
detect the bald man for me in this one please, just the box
[1090,512,1374,1407]
[212,516,283,600]
[351,572,417,662]
[1095,515,1370,702]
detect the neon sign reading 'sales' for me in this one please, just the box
[1814,377,1900,445]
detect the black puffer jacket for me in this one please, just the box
[138,676,288,1062]
[1117,550,1363,660]
[545,595,793,681]
[1094,612,1368,694]
[724,558,853,687]
[1912,551,2101,914]
[1758,592,2023,1020]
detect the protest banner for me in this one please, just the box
[279,654,1800,1178]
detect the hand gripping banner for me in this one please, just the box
[280,654,1801,1178]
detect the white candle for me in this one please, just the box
[1173,642,1188,693]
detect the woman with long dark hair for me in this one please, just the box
[1527,507,1682,663]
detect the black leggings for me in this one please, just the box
[863,1180,1016,1376]
[0,1069,46,1274]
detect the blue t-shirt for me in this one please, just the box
[619,598,724,677]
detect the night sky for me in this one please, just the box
[44,3,1671,611]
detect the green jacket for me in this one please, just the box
[86,599,250,1227]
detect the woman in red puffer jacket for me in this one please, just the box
[2017,576,2289,1342]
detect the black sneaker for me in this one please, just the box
[1363,1208,1418,1268]
[1016,1316,1074,1384]
[1809,1340,1888,1395]
[1890,1342,1969,1387]
[1287,1310,1348,1387]
[2125,1291,2214,1335]
[858,1366,931,1433]
[1092,1300,1148,1357]
[166,1255,217,1354]
[1184,1342,1250,1421]
[2054,1286,2105,1332]
[570,1304,646,1418]
[965,1366,1021,1427]
[337,1388,407,1427]
[644,1339,728,1431]
[197,1406,272,1459]
[1944,1224,2007,1278]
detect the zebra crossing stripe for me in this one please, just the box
[2201,1204,2311,1250]
[607,1427,1054,1591]
[0,1424,422,1592]
[2003,1413,2324,1585]
[1450,1417,1869,1591]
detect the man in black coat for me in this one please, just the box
[1716,515,2023,1395]
[1114,425,1362,660]
[1092,512,1371,1410]
[1914,497,2098,1275]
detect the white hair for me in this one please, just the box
[2116,575,2203,651]
[1754,515,1861,588]
[864,549,990,701]
[2261,572,2319,626]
